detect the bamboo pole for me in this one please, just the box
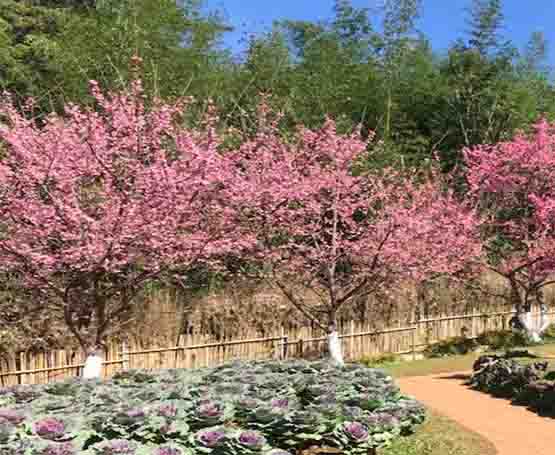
[126,336,284,356]
[411,329,416,360]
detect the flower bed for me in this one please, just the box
[469,354,555,416]
[469,355,547,398]
[0,360,425,454]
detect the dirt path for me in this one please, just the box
[398,372,555,455]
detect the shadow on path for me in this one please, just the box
[436,373,471,381]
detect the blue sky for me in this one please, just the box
[204,0,555,59]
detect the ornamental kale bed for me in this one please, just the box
[468,354,555,416]
[0,360,425,455]
[469,355,548,399]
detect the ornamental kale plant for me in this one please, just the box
[469,355,548,398]
[33,417,67,440]
[0,360,425,454]
[468,354,555,417]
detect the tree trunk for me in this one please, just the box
[517,305,550,343]
[327,320,344,365]
[513,283,550,343]
[517,310,542,343]
[82,346,103,379]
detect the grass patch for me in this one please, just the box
[366,343,555,379]
[360,353,399,367]
[525,343,555,358]
[371,353,481,379]
[368,343,555,455]
[380,411,497,455]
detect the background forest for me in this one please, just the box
[2,0,554,170]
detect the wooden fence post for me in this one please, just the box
[411,328,416,360]
[350,320,355,360]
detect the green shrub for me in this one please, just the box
[541,324,555,341]
[515,380,555,416]
[469,354,555,416]
[469,355,547,398]
[360,353,399,367]
[423,337,479,358]
[475,330,531,350]
[423,329,545,360]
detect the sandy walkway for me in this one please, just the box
[398,372,555,455]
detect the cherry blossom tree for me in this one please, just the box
[0,80,241,377]
[228,113,482,364]
[465,119,555,341]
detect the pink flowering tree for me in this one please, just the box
[465,119,555,341]
[0,80,240,377]
[229,114,482,364]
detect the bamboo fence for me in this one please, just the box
[1,308,551,386]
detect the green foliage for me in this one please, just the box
[466,0,505,55]
[514,380,555,416]
[0,360,426,454]
[4,0,555,174]
[423,337,480,358]
[0,0,230,113]
[469,355,548,398]
[540,324,555,341]
[522,31,549,74]
[475,330,532,350]
[220,0,555,172]
[0,0,64,110]
[422,330,533,359]
[360,354,399,367]
[469,355,555,417]
[52,0,230,103]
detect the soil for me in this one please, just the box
[399,372,555,455]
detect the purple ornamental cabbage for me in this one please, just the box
[196,429,226,448]
[344,422,369,442]
[0,408,25,425]
[238,430,266,449]
[97,439,136,454]
[43,442,76,455]
[270,398,289,409]
[153,447,182,455]
[34,417,66,440]
[126,408,145,419]
[198,402,223,418]
[157,404,178,418]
